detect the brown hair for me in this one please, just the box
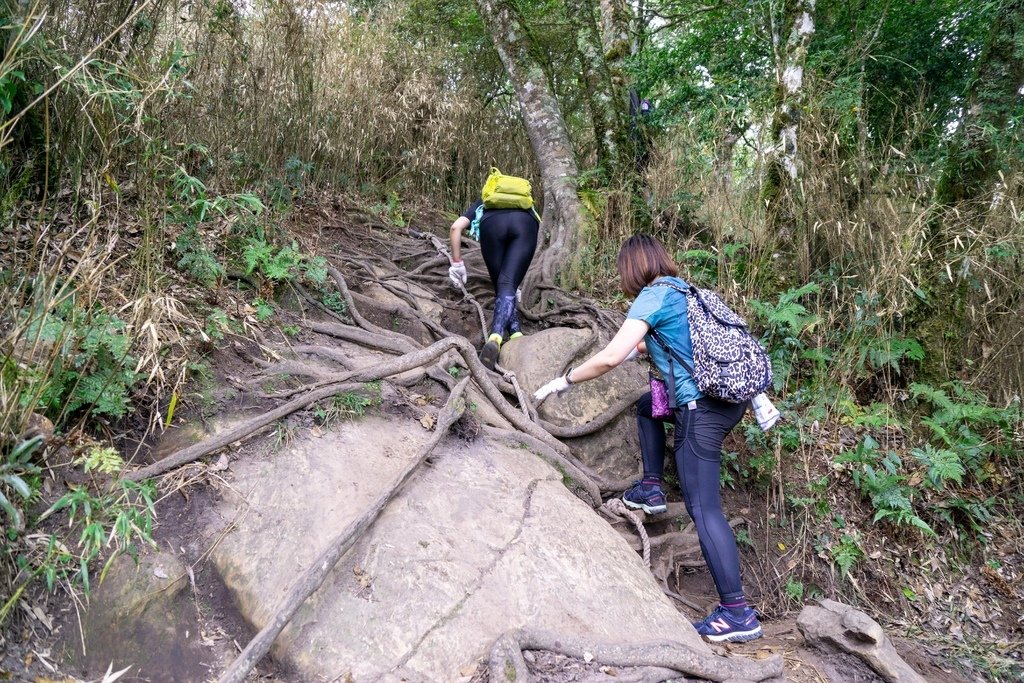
[616,234,678,297]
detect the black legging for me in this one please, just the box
[478,209,538,337]
[478,209,539,298]
[637,392,749,603]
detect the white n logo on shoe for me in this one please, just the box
[709,617,731,633]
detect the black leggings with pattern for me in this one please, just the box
[478,210,538,337]
[637,392,749,603]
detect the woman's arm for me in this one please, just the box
[567,318,649,384]
[449,216,470,262]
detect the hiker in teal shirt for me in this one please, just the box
[627,275,702,405]
[533,234,762,644]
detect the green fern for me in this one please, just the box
[243,238,274,275]
[78,446,125,476]
[830,534,863,576]
[912,445,965,488]
[910,382,955,411]
[749,282,821,337]
[874,508,936,537]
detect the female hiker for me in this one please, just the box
[448,188,539,370]
[532,234,764,644]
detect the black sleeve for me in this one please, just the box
[461,199,483,221]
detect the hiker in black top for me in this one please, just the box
[448,199,539,370]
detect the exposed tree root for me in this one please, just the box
[148,216,780,682]
[295,283,350,325]
[307,319,412,355]
[131,335,568,482]
[481,425,602,507]
[578,666,683,683]
[326,266,428,348]
[247,358,336,382]
[601,498,651,567]
[125,380,360,481]
[539,386,646,439]
[487,628,783,683]
[287,344,353,369]
[216,377,471,683]
[128,337,470,480]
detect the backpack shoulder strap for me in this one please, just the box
[648,279,690,296]
[644,281,698,403]
[469,203,485,240]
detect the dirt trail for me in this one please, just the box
[5,199,983,683]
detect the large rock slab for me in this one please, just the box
[500,327,646,481]
[207,414,705,680]
[798,599,926,683]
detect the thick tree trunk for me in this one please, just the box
[934,0,1024,211]
[599,0,643,175]
[568,0,627,176]
[599,0,631,58]
[763,0,816,276]
[475,0,586,288]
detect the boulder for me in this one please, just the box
[797,599,926,683]
[208,414,705,681]
[500,327,646,482]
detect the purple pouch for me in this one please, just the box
[650,376,671,418]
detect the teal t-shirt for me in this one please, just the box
[626,276,703,406]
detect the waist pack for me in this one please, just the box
[648,281,772,404]
[469,167,541,239]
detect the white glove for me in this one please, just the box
[751,393,780,431]
[448,261,467,287]
[533,376,571,402]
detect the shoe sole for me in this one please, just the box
[622,497,667,515]
[480,341,500,370]
[701,626,763,643]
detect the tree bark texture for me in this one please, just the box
[763,0,816,276]
[474,0,586,287]
[599,0,642,175]
[568,0,628,176]
[934,0,1024,210]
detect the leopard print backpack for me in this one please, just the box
[649,281,773,404]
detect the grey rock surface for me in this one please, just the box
[65,551,213,681]
[798,599,926,683]
[500,327,646,481]
[208,415,704,681]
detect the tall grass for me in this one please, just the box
[635,80,1024,402]
[147,0,532,203]
[2,0,535,621]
